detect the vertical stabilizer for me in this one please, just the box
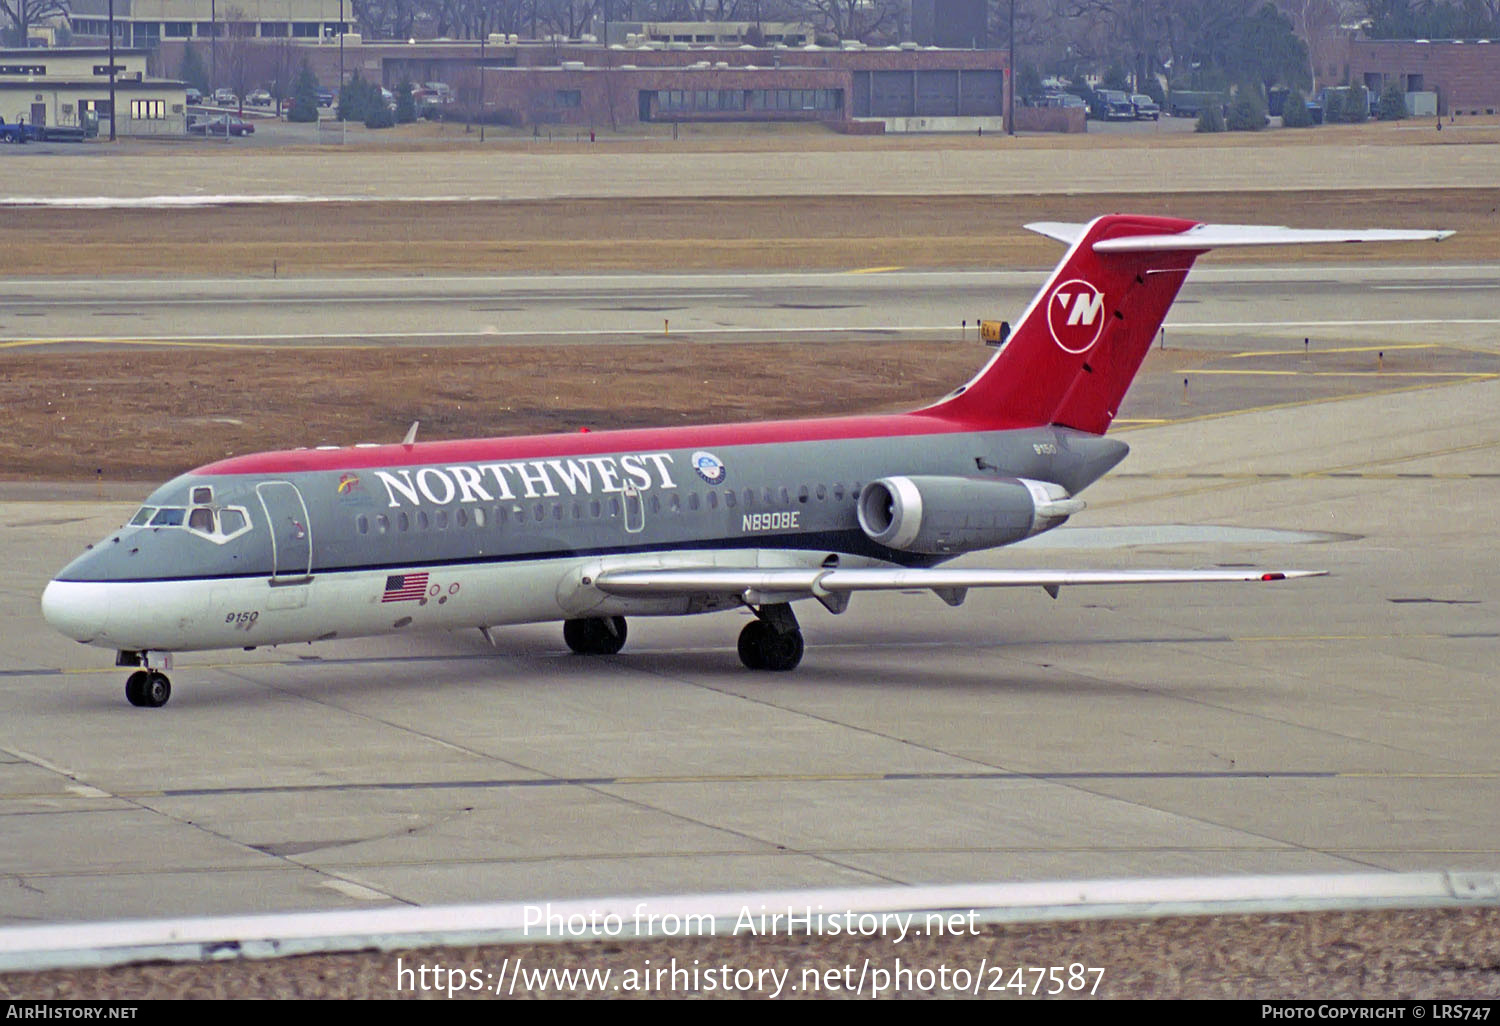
[930,214,1202,434]
[927,216,1452,435]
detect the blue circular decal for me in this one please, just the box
[691,450,727,485]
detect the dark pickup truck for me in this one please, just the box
[0,116,97,142]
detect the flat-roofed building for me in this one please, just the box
[0,46,187,136]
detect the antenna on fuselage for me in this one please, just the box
[402,421,419,446]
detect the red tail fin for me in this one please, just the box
[930,214,1204,434]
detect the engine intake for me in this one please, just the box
[856,475,1084,555]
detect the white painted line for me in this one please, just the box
[1167,318,1500,329]
[1372,284,1499,291]
[320,879,392,902]
[0,871,1495,972]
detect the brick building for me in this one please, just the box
[1326,35,1500,116]
[153,36,1010,131]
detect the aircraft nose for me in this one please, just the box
[42,580,111,644]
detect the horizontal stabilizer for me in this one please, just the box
[1093,224,1455,252]
[594,565,1326,601]
[1026,221,1453,252]
[1024,221,1086,245]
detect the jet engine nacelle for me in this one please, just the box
[856,475,1085,555]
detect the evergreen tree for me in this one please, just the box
[289,63,319,123]
[1226,83,1268,131]
[178,45,210,95]
[1196,103,1226,133]
[1377,80,1407,121]
[1281,87,1314,128]
[338,73,388,123]
[396,78,416,124]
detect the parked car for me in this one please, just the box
[188,114,255,136]
[185,87,203,105]
[246,88,272,106]
[1098,89,1137,120]
[316,89,334,107]
[212,88,236,105]
[1131,94,1160,120]
[422,81,454,104]
[1046,93,1087,110]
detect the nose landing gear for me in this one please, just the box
[119,651,172,707]
[125,669,171,707]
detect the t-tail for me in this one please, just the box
[928,215,1455,435]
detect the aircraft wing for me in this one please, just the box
[593,565,1326,608]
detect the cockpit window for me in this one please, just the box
[220,508,247,535]
[151,507,186,527]
[191,486,214,505]
[188,508,215,534]
[129,507,156,526]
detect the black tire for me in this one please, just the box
[760,628,804,672]
[125,670,150,706]
[738,620,804,671]
[142,672,171,708]
[737,620,769,670]
[563,616,627,655]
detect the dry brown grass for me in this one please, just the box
[3,188,1493,277]
[1,341,984,481]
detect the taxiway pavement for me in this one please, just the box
[1,308,1496,923]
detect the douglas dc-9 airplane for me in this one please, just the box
[43,214,1451,707]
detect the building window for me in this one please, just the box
[164,22,191,37]
[292,22,321,37]
[556,90,581,107]
[131,99,166,120]
[262,22,289,37]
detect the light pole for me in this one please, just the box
[338,0,345,96]
[1006,0,1015,136]
[478,31,485,142]
[210,0,216,95]
[107,0,116,141]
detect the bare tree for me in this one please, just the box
[786,0,903,41]
[1,0,67,46]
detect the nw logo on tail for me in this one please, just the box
[1048,279,1106,354]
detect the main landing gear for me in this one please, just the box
[563,615,628,656]
[562,605,805,671]
[737,603,804,672]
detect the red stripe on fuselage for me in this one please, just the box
[193,409,1018,477]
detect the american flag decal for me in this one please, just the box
[382,572,430,603]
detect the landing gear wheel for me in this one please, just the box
[125,671,150,706]
[563,615,628,655]
[737,620,771,670]
[737,619,804,672]
[126,670,171,707]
